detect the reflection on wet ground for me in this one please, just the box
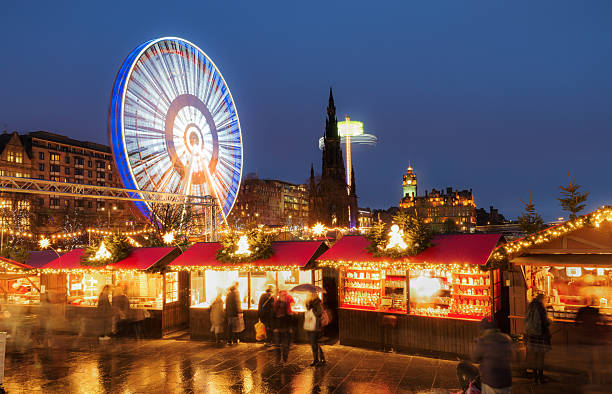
[2,335,595,393]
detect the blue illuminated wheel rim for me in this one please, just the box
[109,37,243,222]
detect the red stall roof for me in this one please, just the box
[42,247,177,271]
[0,256,33,270]
[317,234,502,266]
[168,241,325,269]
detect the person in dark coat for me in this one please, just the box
[257,285,275,346]
[472,318,513,393]
[305,292,326,366]
[273,290,294,364]
[525,293,551,384]
[97,285,113,340]
[575,295,603,384]
[225,282,242,345]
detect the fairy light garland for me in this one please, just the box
[0,229,34,238]
[87,228,153,236]
[490,205,612,262]
[317,259,485,272]
[167,264,307,273]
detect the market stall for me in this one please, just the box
[40,246,182,338]
[167,240,328,342]
[492,206,612,365]
[0,256,39,308]
[317,233,502,357]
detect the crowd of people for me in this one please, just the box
[209,282,328,366]
[462,292,606,394]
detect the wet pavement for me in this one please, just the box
[1,334,601,393]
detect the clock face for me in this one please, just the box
[109,37,243,221]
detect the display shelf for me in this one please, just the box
[453,294,488,298]
[345,278,381,282]
[344,286,380,291]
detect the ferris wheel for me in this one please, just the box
[109,37,243,223]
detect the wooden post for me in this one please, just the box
[247,272,251,310]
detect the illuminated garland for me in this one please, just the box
[80,234,131,267]
[490,205,612,263]
[317,259,487,272]
[87,228,152,236]
[168,264,304,272]
[0,229,34,238]
[46,231,82,240]
[216,229,274,263]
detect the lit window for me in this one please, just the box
[50,153,60,162]
[15,152,23,163]
[165,272,179,303]
[7,151,15,162]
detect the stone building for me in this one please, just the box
[399,165,476,232]
[309,89,358,228]
[0,130,143,234]
[228,177,309,228]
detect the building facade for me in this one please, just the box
[309,89,358,228]
[399,166,476,232]
[0,131,144,234]
[228,177,309,228]
[402,165,417,198]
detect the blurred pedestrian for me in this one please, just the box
[210,291,225,345]
[97,285,113,340]
[304,292,326,366]
[225,282,242,345]
[525,293,551,384]
[112,286,130,337]
[39,291,52,347]
[257,285,275,346]
[575,295,603,384]
[472,318,513,394]
[273,290,294,365]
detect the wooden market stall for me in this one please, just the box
[0,256,39,308]
[0,257,41,340]
[316,234,503,358]
[167,240,328,342]
[40,246,183,338]
[496,206,612,365]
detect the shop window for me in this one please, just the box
[4,277,40,305]
[529,266,612,320]
[116,272,163,309]
[165,272,179,303]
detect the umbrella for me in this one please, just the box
[290,284,324,293]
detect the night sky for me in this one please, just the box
[2,1,611,221]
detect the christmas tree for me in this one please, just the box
[558,172,589,220]
[518,192,545,234]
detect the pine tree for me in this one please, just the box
[558,172,589,220]
[518,192,545,234]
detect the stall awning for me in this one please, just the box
[168,241,326,270]
[513,254,612,266]
[0,256,33,271]
[317,234,502,266]
[42,247,179,271]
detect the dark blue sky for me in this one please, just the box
[2,1,611,220]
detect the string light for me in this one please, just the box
[168,264,309,273]
[490,206,612,262]
[0,229,33,238]
[87,228,153,236]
